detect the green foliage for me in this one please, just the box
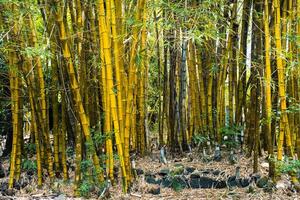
[22,46,51,60]
[167,172,185,192]
[79,159,94,198]
[85,140,96,155]
[24,143,36,157]
[22,159,37,172]
[171,178,184,192]
[0,104,11,137]
[220,125,242,149]
[112,86,118,95]
[66,146,74,157]
[100,154,108,161]
[286,102,300,114]
[78,180,93,198]
[78,159,105,198]
[276,158,300,174]
[91,128,114,147]
[113,153,119,161]
[91,128,105,146]
[80,159,93,172]
[192,134,208,146]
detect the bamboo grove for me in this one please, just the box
[0,0,300,195]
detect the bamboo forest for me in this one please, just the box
[0,0,300,199]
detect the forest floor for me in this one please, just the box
[0,149,299,200]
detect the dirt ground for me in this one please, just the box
[0,150,299,200]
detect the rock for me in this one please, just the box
[226,166,241,188]
[158,169,170,177]
[190,171,201,179]
[185,167,195,174]
[199,177,216,188]
[227,176,238,187]
[251,173,261,183]
[213,146,222,162]
[136,168,144,176]
[276,181,287,190]
[228,151,238,165]
[256,176,268,188]
[145,175,161,185]
[190,178,200,188]
[161,177,172,188]
[276,180,291,190]
[214,180,227,189]
[160,146,167,164]
[189,176,216,189]
[148,186,160,195]
[260,162,269,168]
[239,178,251,187]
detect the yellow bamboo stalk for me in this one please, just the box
[111,0,125,147]
[28,15,54,178]
[21,31,43,186]
[99,34,114,182]
[8,40,19,189]
[124,0,146,182]
[263,0,275,178]
[196,46,206,134]
[15,75,22,182]
[274,0,294,160]
[50,43,60,171]
[138,4,147,154]
[54,1,103,183]
[28,91,43,186]
[97,0,127,190]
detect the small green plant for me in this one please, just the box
[168,174,186,192]
[220,125,242,149]
[113,153,119,161]
[80,159,93,172]
[24,143,36,157]
[92,130,106,146]
[91,128,114,149]
[85,140,96,155]
[192,134,208,147]
[22,159,37,172]
[276,158,300,174]
[78,159,104,197]
[79,180,93,198]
